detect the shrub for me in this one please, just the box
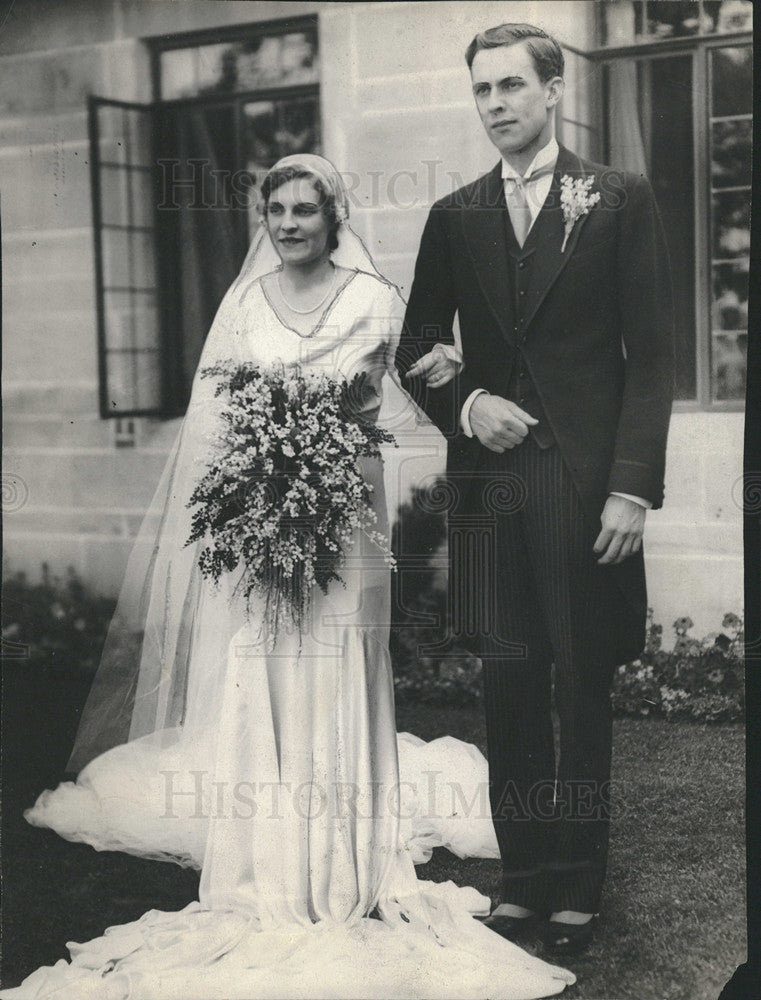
[2,564,116,675]
[389,478,745,723]
[391,583,483,706]
[390,481,482,706]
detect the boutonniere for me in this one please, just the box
[560,175,600,252]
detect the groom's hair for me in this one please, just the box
[465,23,564,82]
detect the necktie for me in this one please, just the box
[504,162,556,247]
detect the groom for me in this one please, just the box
[396,22,673,953]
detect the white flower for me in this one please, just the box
[188,361,395,637]
[559,174,600,252]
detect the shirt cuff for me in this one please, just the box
[611,492,653,510]
[461,389,488,437]
[436,343,464,370]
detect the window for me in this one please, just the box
[600,0,752,45]
[590,3,751,408]
[90,17,320,419]
[709,45,751,403]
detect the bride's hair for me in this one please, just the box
[260,165,341,252]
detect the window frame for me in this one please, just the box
[146,14,320,103]
[91,16,322,420]
[573,29,751,413]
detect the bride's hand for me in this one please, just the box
[405,344,462,389]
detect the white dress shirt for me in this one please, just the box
[501,136,560,228]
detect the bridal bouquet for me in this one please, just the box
[186,362,395,635]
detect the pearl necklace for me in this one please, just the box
[277,265,337,315]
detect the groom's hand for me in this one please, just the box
[469,394,538,452]
[405,344,461,388]
[594,495,646,565]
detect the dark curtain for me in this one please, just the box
[606,56,696,401]
[156,104,247,411]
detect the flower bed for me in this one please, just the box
[611,611,744,722]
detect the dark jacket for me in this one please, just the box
[396,144,675,524]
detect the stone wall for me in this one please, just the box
[2,0,744,639]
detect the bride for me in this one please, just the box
[2,155,575,1000]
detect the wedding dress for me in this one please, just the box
[2,156,574,1000]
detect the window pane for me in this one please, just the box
[601,2,751,46]
[277,98,321,157]
[712,191,751,259]
[244,101,278,171]
[104,291,159,351]
[712,0,753,33]
[130,231,156,288]
[195,43,233,94]
[280,32,319,85]
[99,166,156,230]
[237,36,284,90]
[134,351,163,411]
[160,29,318,99]
[711,46,752,116]
[104,350,162,412]
[123,107,153,161]
[129,168,157,229]
[99,166,129,226]
[646,1,706,39]
[103,351,135,412]
[101,283,162,412]
[102,229,156,288]
[712,119,752,189]
[243,97,321,164]
[712,261,749,331]
[243,97,321,238]
[102,228,131,287]
[709,49,750,404]
[712,332,747,402]
[161,49,198,100]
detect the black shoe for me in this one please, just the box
[543,915,598,955]
[480,910,538,942]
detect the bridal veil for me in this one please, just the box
[66,154,397,773]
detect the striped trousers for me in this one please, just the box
[454,437,638,914]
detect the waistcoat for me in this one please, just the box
[502,199,555,450]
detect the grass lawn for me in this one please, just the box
[1,665,746,1000]
[395,705,746,1000]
